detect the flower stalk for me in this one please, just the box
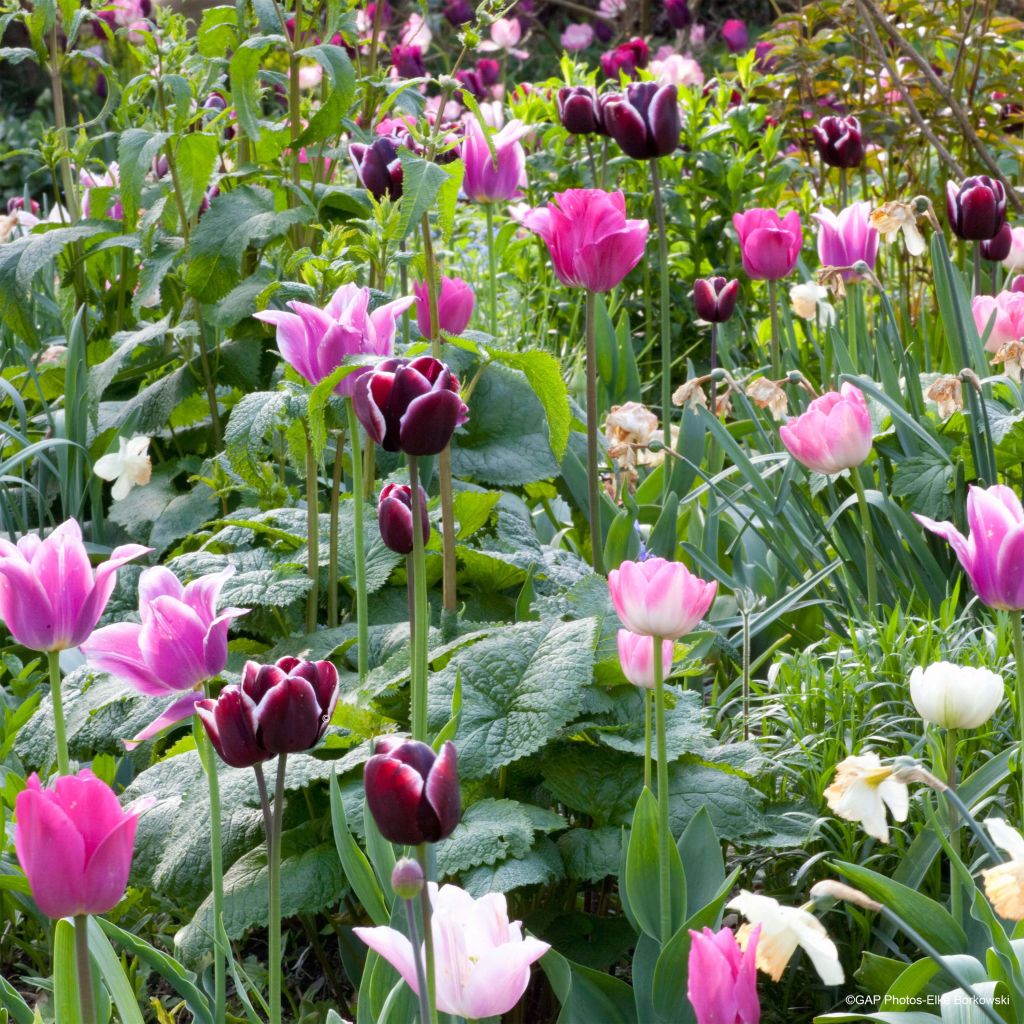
[345,400,370,679]
[328,428,345,630]
[414,844,440,1024]
[851,467,879,611]
[584,290,604,575]
[653,635,672,944]
[48,650,70,776]
[199,703,227,1022]
[304,429,319,634]
[408,457,430,741]
[74,915,96,1024]
[650,160,673,500]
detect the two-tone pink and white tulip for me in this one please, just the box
[617,629,674,688]
[779,384,873,475]
[608,556,717,639]
[413,275,475,337]
[813,202,878,280]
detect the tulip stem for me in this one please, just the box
[304,430,320,634]
[414,844,440,1024]
[74,915,96,1024]
[346,400,370,680]
[644,690,652,790]
[767,278,781,378]
[268,752,287,1024]
[945,727,961,926]
[408,458,430,741]
[47,650,70,776]
[1012,612,1024,814]
[851,467,879,612]
[328,428,345,630]
[401,895,433,1024]
[485,202,498,338]
[200,708,227,1022]
[653,636,672,945]
[650,160,673,501]
[584,290,605,575]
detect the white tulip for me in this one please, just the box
[909,661,1004,730]
[94,435,152,501]
[824,752,909,843]
[727,890,844,986]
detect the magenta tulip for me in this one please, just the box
[81,566,248,745]
[917,484,1024,610]
[733,208,803,280]
[600,37,649,79]
[779,383,873,475]
[254,284,414,398]
[617,629,674,688]
[378,483,430,555]
[721,19,749,53]
[687,926,761,1024]
[355,884,549,1018]
[813,202,879,280]
[0,519,149,652]
[608,556,717,639]
[523,189,649,293]
[413,275,475,337]
[461,119,528,203]
[15,770,146,919]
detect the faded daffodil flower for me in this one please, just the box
[746,377,788,420]
[992,339,1024,382]
[789,282,836,325]
[925,375,963,418]
[870,201,926,256]
[982,818,1024,919]
[824,752,909,843]
[94,435,152,501]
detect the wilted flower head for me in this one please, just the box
[824,752,909,843]
[746,377,788,420]
[789,282,835,325]
[925,375,963,418]
[982,818,1024,919]
[870,201,926,256]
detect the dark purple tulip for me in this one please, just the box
[364,738,460,845]
[455,69,487,101]
[350,137,403,200]
[444,0,474,25]
[391,44,426,79]
[195,687,270,768]
[665,0,691,29]
[557,86,605,136]
[982,222,1013,262]
[693,277,739,322]
[354,355,469,456]
[594,18,613,43]
[946,176,1007,241]
[754,40,776,73]
[477,58,500,88]
[378,483,430,555]
[600,38,649,80]
[811,115,864,170]
[602,82,680,160]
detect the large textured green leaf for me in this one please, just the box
[557,827,622,883]
[460,836,565,896]
[542,948,637,1024]
[491,348,572,459]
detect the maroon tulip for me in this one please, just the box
[476,58,500,88]
[693,277,739,322]
[946,176,1007,241]
[664,0,691,29]
[350,137,403,200]
[982,221,1013,262]
[602,82,680,160]
[811,115,864,170]
[196,656,339,766]
[354,356,469,457]
[444,0,474,25]
[557,86,605,136]
[455,69,487,101]
[364,738,460,845]
[600,38,649,80]
[378,483,430,555]
[391,44,426,79]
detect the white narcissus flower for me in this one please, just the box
[909,661,1004,730]
[823,753,909,843]
[789,282,836,325]
[94,435,152,500]
[869,201,926,256]
[982,818,1024,920]
[727,890,844,986]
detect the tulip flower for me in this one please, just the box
[947,176,1007,241]
[349,136,404,200]
[378,484,431,555]
[909,661,1004,730]
[81,163,124,220]
[811,115,864,169]
[355,884,549,1018]
[478,16,528,59]
[413,275,474,337]
[971,292,1024,350]
[560,22,593,50]
[608,556,717,640]
[693,276,739,322]
[94,434,152,501]
[602,82,680,160]
[461,118,528,203]
[982,221,1013,262]
[665,0,691,30]
[0,518,148,653]
[364,738,460,845]
[617,630,674,688]
[557,86,605,136]
[721,19,749,53]
[687,926,760,1024]
[14,770,146,919]
[733,208,803,280]
[813,202,879,280]
[254,283,414,398]
[779,383,873,475]
[443,0,473,25]
[353,355,468,457]
[916,484,1024,610]
[81,566,248,744]
[1002,226,1024,271]
[523,189,649,293]
[391,43,426,79]
[982,818,1024,919]
[824,753,909,843]
[600,37,649,79]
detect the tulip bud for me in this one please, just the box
[693,276,739,322]
[203,91,227,112]
[391,44,426,79]
[981,221,1013,262]
[6,196,40,215]
[602,82,680,160]
[721,19,749,53]
[557,86,604,136]
[664,0,691,30]
[811,115,864,169]
[443,0,474,25]
[391,857,425,899]
[909,662,1004,730]
[349,137,404,201]
[364,738,461,845]
[600,38,649,80]
[946,176,1007,241]
[378,483,430,555]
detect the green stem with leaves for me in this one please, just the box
[485,203,498,337]
[268,753,287,1024]
[644,690,652,790]
[851,467,878,612]
[48,650,70,775]
[414,844,440,1024]
[345,401,369,679]
[650,160,673,501]
[653,636,671,945]
[199,699,227,1022]
[401,893,434,1024]
[74,915,96,1024]
[408,457,430,741]
[328,429,345,629]
[584,291,604,575]
[305,430,319,634]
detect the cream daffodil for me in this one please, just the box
[824,752,909,843]
[94,435,152,501]
[982,818,1024,919]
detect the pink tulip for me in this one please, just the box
[560,22,594,51]
[687,926,760,1024]
[355,884,549,1018]
[81,163,124,220]
[81,566,248,745]
[971,291,1024,351]
[14,770,147,919]
[779,383,873,475]
[0,519,149,652]
[617,629,674,688]
[413,275,475,337]
[917,484,1024,610]
[523,189,649,293]
[733,208,802,280]
[721,19,749,53]
[1002,226,1024,272]
[254,283,414,397]
[461,119,529,203]
[813,202,878,280]
[608,556,717,639]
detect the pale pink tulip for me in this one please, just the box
[413,275,475,336]
[971,291,1024,351]
[617,629,674,688]
[608,557,717,639]
[779,383,873,475]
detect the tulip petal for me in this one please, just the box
[425,741,461,839]
[81,623,169,695]
[81,812,138,915]
[72,543,151,647]
[461,938,549,1019]
[125,691,204,749]
[138,595,212,692]
[256,675,323,753]
[0,552,57,650]
[353,926,422,996]
[398,390,466,456]
[14,785,86,918]
[364,754,429,845]
[52,772,125,860]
